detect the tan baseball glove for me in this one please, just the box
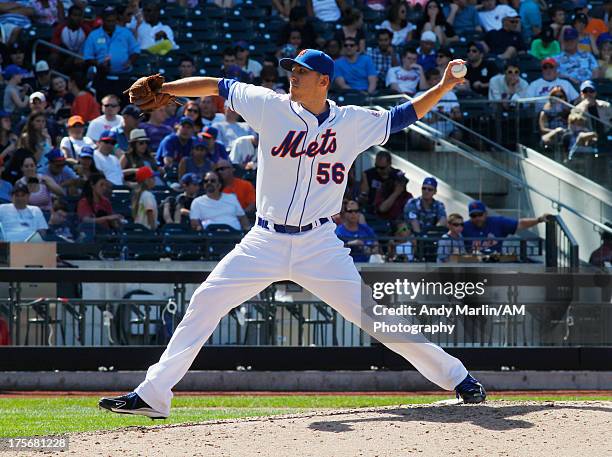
[123,74,181,112]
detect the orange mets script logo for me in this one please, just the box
[298,49,308,57]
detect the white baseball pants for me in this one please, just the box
[135,222,468,416]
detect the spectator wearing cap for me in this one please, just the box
[16,154,64,212]
[463,200,549,253]
[199,96,225,129]
[162,172,201,224]
[386,47,427,96]
[131,166,158,230]
[478,0,517,32]
[76,146,99,181]
[403,177,447,235]
[437,213,467,263]
[230,134,258,170]
[529,25,561,60]
[489,60,528,101]
[113,105,142,154]
[156,117,195,168]
[566,13,597,55]
[201,127,228,163]
[555,27,598,85]
[445,0,481,35]
[40,148,79,193]
[484,10,526,60]
[2,64,30,114]
[212,105,252,153]
[68,72,100,123]
[21,91,62,146]
[574,80,612,137]
[0,112,18,165]
[518,0,541,43]
[234,41,263,79]
[82,6,140,97]
[366,30,400,84]
[60,115,94,160]
[94,130,123,186]
[461,41,499,96]
[334,8,366,53]
[140,107,173,152]
[77,173,122,230]
[33,60,51,93]
[0,156,13,203]
[526,58,579,109]
[414,1,458,46]
[417,31,438,72]
[190,170,250,232]
[595,33,612,79]
[178,135,213,181]
[435,46,452,75]
[215,158,255,213]
[133,2,178,53]
[334,38,378,94]
[120,129,161,183]
[86,94,124,142]
[335,200,378,263]
[0,3,34,46]
[0,183,48,242]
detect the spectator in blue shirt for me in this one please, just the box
[519,0,542,43]
[201,126,229,163]
[463,200,549,253]
[445,0,481,35]
[82,6,140,75]
[555,27,598,86]
[335,200,378,262]
[417,31,438,73]
[0,156,13,203]
[437,213,466,262]
[334,38,378,94]
[404,177,447,234]
[40,148,80,193]
[156,117,195,168]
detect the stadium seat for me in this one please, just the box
[204,225,243,260]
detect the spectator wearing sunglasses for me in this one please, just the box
[334,38,378,94]
[215,159,255,214]
[484,10,526,61]
[460,41,499,97]
[488,61,528,102]
[386,220,414,262]
[335,200,378,263]
[93,130,124,186]
[86,94,124,142]
[462,200,549,253]
[437,213,466,263]
[404,177,447,235]
[573,80,612,136]
[121,129,161,183]
[359,150,404,210]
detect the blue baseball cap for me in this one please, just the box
[563,27,579,41]
[597,32,612,47]
[468,200,487,215]
[580,80,596,92]
[179,116,194,126]
[45,148,66,162]
[279,49,335,80]
[181,172,202,185]
[99,130,117,142]
[202,126,218,139]
[3,64,28,80]
[193,135,208,148]
[422,177,438,188]
[79,146,94,158]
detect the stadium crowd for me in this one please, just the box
[0,0,608,265]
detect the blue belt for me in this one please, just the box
[257,216,329,234]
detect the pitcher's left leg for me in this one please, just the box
[291,224,468,391]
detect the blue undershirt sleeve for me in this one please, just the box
[389,101,418,134]
[218,78,238,99]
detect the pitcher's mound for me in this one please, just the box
[30,401,612,457]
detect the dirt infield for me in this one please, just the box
[16,400,612,457]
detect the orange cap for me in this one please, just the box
[67,115,85,127]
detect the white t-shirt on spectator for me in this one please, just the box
[525,77,579,108]
[0,203,48,242]
[134,190,158,230]
[230,135,257,168]
[86,115,124,142]
[312,0,341,22]
[190,193,244,231]
[136,21,178,51]
[243,59,263,78]
[201,113,225,129]
[60,136,95,159]
[386,66,421,95]
[94,150,124,186]
[213,121,252,152]
[478,5,517,32]
[379,20,415,47]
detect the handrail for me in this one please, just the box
[31,39,83,80]
[369,103,612,236]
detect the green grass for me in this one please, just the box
[1,394,610,438]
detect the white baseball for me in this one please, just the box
[451,63,467,79]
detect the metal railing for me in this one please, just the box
[31,39,83,81]
[545,215,580,269]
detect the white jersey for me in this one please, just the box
[227,82,391,226]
